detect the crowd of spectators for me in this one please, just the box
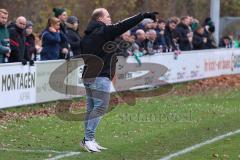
[0,8,239,65]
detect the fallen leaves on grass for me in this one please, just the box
[174,75,240,96]
[212,153,219,158]
[1,74,240,124]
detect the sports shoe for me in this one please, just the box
[93,139,108,150]
[80,139,101,153]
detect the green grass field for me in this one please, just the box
[0,87,240,160]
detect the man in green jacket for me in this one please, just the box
[0,9,10,63]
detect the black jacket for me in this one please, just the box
[25,34,36,60]
[135,39,148,53]
[203,29,217,49]
[193,32,207,50]
[176,23,192,51]
[59,23,70,59]
[165,25,178,51]
[66,28,81,56]
[81,13,145,80]
[8,24,29,62]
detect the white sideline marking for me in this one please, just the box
[0,148,81,160]
[0,148,67,153]
[159,129,240,160]
[45,152,81,160]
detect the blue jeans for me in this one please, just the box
[83,77,111,141]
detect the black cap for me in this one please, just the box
[53,7,65,17]
[66,16,79,24]
[26,21,33,28]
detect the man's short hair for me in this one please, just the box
[158,18,166,24]
[147,29,156,34]
[91,8,105,21]
[181,16,189,22]
[0,9,8,15]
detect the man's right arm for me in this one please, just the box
[104,12,158,40]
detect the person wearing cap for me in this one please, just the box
[193,25,208,50]
[66,16,81,56]
[141,18,156,31]
[53,7,68,33]
[53,7,69,59]
[0,9,10,63]
[203,17,217,49]
[25,21,36,65]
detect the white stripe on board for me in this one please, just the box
[159,129,240,160]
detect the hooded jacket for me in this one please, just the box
[8,24,30,62]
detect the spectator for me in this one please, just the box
[121,31,144,65]
[227,33,236,48]
[156,19,167,50]
[118,30,138,57]
[53,7,68,34]
[191,18,200,31]
[141,18,156,31]
[233,35,240,48]
[165,18,178,51]
[25,21,36,63]
[176,16,193,51]
[203,17,217,49]
[130,23,144,35]
[171,16,180,25]
[66,16,81,57]
[146,29,159,55]
[219,36,233,48]
[135,29,147,54]
[0,9,10,63]
[53,7,69,59]
[8,16,30,64]
[40,17,61,60]
[193,25,208,50]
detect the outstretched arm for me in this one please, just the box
[104,12,158,40]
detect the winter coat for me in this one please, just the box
[66,28,81,56]
[0,25,10,63]
[193,32,207,50]
[8,24,29,62]
[40,29,61,60]
[81,13,145,80]
[175,22,192,51]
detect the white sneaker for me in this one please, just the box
[93,139,108,150]
[80,139,101,153]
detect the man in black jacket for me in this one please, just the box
[80,8,158,153]
[193,25,208,50]
[66,16,81,56]
[176,16,193,51]
[8,16,30,64]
